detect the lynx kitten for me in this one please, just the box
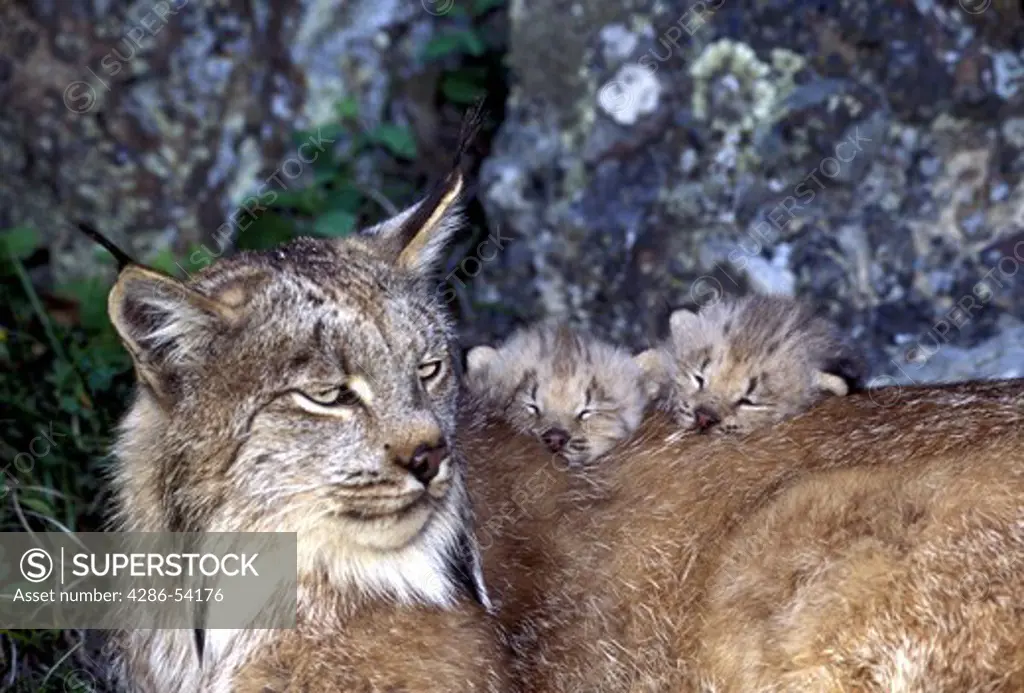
[465,322,658,466]
[646,294,865,436]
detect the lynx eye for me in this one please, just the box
[525,403,541,416]
[737,378,759,406]
[418,359,444,382]
[301,385,360,407]
[577,409,594,421]
[692,373,705,390]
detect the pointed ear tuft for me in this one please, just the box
[668,308,701,340]
[634,348,668,399]
[358,161,466,276]
[108,266,237,397]
[395,168,467,274]
[466,345,500,377]
[75,222,135,270]
[363,103,488,275]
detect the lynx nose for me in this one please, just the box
[541,427,570,453]
[694,407,720,432]
[395,442,447,485]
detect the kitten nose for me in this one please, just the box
[694,407,720,432]
[394,441,447,484]
[541,427,570,453]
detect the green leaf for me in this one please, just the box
[0,227,40,262]
[235,213,297,251]
[313,168,339,186]
[370,124,418,159]
[441,71,489,104]
[54,278,112,334]
[472,0,505,15]
[271,187,326,215]
[313,210,358,238]
[324,185,363,214]
[335,96,360,120]
[423,33,464,60]
[147,247,184,277]
[462,30,487,56]
[17,494,56,517]
[292,123,345,148]
[422,29,486,60]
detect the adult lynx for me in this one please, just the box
[104,110,512,692]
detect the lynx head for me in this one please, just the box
[651,294,864,436]
[465,323,656,466]
[107,164,489,608]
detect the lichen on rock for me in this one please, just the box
[473,0,1024,382]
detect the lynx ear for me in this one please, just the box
[363,168,466,275]
[108,266,240,398]
[364,103,486,275]
[466,345,500,377]
[634,349,668,399]
[668,307,701,339]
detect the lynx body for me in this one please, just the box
[466,379,1024,693]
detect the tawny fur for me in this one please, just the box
[465,379,1024,693]
[648,294,866,435]
[464,322,653,466]
[106,168,512,692]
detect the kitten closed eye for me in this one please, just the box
[659,294,866,437]
[464,322,655,466]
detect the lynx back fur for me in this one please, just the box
[106,162,511,692]
[465,379,1024,693]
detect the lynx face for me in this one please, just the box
[466,323,655,466]
[653,295,865,437]
[109,171,487,607]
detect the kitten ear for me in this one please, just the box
[668,308,701,340]
[634,348,668,399]
[813,370,850,397]
[813,348,867,398]
[466,345,501,376]
[811,333,868,395]
[108,265,249,400]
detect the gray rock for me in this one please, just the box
[881,315,1024,386]
[0,0,424,282]
[471,0,1024,383]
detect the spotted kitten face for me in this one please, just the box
[668,343,812,436]
[660,295,864,437]
[466,324,655,466]
[509,368,637,466]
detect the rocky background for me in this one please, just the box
[3,0,1024,385]
[472,0,1024,386]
